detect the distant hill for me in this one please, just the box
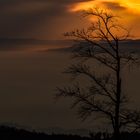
[0,125,90,140]
[0,38,140,52]
[0,125,140,140]
[0,38,72,45]
[0,38,73,51]
[47,39,140,53]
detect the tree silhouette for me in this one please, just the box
[56,8,140,140]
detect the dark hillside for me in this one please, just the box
[0,126,140,140]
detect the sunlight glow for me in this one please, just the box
[123,0,140,13]
[68,0,140,38]
[70,0,140,14]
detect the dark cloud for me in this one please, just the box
[102,2,127,11]
[0,0,92,39]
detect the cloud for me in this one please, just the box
[0,0,92,39]
[0,0,139,40]
[102,1,127,11]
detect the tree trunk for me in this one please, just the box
[114,41,121,140]
[114,127,120,140]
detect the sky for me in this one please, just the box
[0,0,140,40]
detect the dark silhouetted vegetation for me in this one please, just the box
[0,125,90,140]
[1,126,140,140]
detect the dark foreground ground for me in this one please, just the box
[0,126,140,140]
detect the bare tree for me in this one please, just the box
[56,8,140,140]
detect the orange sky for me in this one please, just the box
[68,0,140,38]
[0,0,140,40]
[70,0,140,13]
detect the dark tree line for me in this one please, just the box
[1,125,140,140]
[56,8,140,140]
[0,125,90,140]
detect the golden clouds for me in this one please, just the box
[69,0,140,13]
[68,0,140,38]
[69,1,97,12]
[123,0,140,13]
